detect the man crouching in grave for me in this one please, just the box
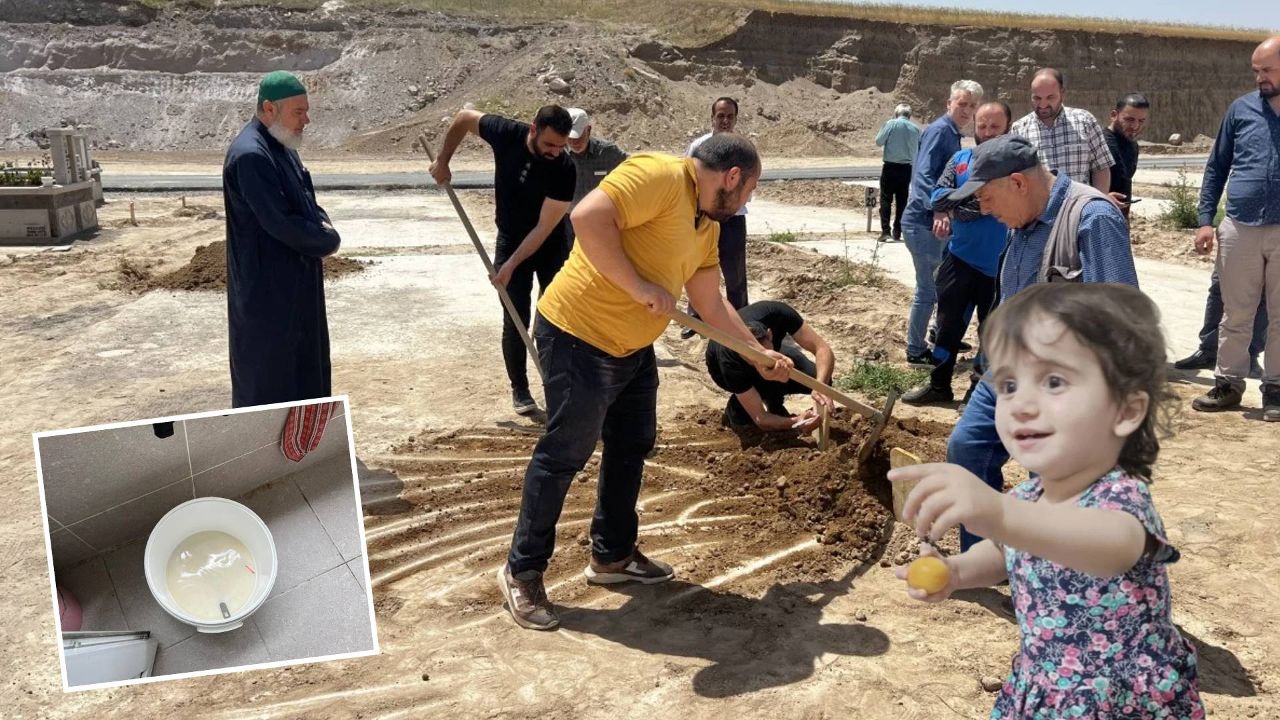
[706,300,837,433]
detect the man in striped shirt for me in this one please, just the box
[563,107,628,243]
[1012,68,1114,193]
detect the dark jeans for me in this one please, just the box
[725,345,816,425]
[689,214,748,319]
[946,380,1007,551]
[879,162,912,238]
[507,316,659,574]
[1197,270,1267,358]
[929,253,995,390]
[494,234,569,393]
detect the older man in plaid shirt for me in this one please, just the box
[1012,68,1115,193]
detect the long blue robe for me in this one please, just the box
[222,118,340,408]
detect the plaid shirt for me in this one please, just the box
[1012,107,1114,184]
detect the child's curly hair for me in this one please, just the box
[981,283,1178,480]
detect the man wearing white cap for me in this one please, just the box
[564,107,628,243]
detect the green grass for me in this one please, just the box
[129,0,1268,44]
[835,361,927,400]
[766,230,799,243]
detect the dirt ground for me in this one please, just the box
[1,190,1277,719]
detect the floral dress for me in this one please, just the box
[991,469,1204,719]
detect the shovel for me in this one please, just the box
[889,447,923,522]
[670,309,896,461]
[416,133,543,385]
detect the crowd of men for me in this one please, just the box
[220,35,1279,630]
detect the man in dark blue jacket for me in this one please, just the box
[903,101,1013,406]
[901,80,982,367]
[223,71,341,408]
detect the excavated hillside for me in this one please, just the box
[0,1,1260,155]
[636,11,1259,144]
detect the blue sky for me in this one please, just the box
[833,0,1275,31]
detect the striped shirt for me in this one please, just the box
[1000,172,1138,302]
[569,137,628,208]
[1012,107,1114,184]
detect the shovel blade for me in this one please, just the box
[889,446,923,521]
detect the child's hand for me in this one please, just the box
[891,462,1007,543]
[893,543,958,602]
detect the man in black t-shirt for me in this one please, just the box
[705,300,836,432]
[1102,93,1149,219]
[431,105,577,416]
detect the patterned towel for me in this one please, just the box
[281,401,341,462]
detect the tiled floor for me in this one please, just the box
[57,454,375,681]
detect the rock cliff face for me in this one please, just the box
[0,2,1256,153]
[639,11,1259,141]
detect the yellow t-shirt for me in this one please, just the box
[537,153,720,357]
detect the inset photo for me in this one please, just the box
[34,398,377,691]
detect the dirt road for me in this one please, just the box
[1,191,1275,718]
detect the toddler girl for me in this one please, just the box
[892,282,1203,719]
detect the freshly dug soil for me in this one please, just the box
[116,240,369,293]
[370,407,951,592]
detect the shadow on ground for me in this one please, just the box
[557,570,890,698]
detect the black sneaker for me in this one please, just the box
[512,389,539,416]
[497,565,558,630]
[1263,385,1280,423]
[1174,349,1216,371]
[877,232,892,243]
[584,547,674,585]
[906,351,938,369]
[902,384,954,405]
[957,340,974,353]
[1191,381,1243,412]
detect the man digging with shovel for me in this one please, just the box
[430,105,577,418]
[498,133,795,630]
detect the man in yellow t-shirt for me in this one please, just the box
[497,133,793,630]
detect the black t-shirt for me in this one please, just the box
[705,301,805,393]
[1103,127,1139,199]
[478,114,576,242]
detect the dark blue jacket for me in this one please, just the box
[223,118,340,407]
[905,114,962,226]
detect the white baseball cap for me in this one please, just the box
[568,108,590,139]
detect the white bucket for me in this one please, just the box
[144,497,277,633]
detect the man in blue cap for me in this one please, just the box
[942,133,1137,550]
[223,70,341,408]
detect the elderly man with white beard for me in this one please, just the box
[222,71,341,408]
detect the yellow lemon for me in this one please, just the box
[906,556,950,594]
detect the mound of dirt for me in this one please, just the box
[377,406,951,588]
[661,408,949,567]
[116,240,369,293]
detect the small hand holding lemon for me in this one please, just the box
[894,543,956,602]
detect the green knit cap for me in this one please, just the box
[257,71,307,105]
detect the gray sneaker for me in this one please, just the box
[1263,385,1280,423]
[497,565,558,630]
[585,547,675,585]
[512,389,539,417]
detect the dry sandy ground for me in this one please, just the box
[1,190,1277,719]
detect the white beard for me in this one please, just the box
[267,121,304,150]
